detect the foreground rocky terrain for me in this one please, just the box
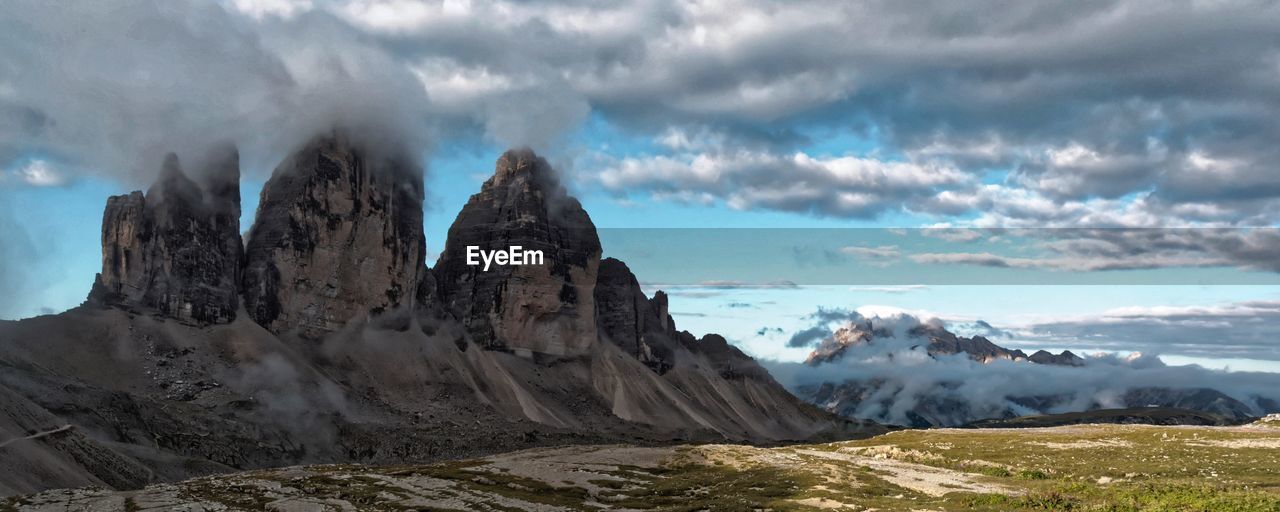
[0,133,862,497]
[7,421,1279,511]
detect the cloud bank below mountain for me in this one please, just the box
[765,307,1280,426]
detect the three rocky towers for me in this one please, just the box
[90,133,691,368]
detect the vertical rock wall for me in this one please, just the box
[90,149,242,325]
[241,134,426,337]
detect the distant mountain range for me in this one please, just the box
[804,322,1086,367]
[0,133,871,497]
[793,318,1275,427]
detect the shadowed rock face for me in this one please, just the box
[89,149,242,325]
[241,134,425,338]
[595,258,682,373]
[433,149,601,357]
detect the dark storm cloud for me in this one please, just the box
[0,0,587,184]
[3,0,1278,233]
[0,0,439,183]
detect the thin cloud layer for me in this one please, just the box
[909,228,1280,273]
[1016,300,1280,361]
[592,149,970,218]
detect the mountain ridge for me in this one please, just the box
[0,134,868,497]
[793,317,1269,427]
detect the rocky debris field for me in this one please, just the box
[7,423,1280,511]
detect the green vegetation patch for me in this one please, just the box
[830,425,1280,489]
[977,466,1013,478]
[958,482,1280,511]
[1018,469,1051,480]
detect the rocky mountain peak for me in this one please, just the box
[434,149,601,357]
[490,147,558,188]
[804,320,1051,366]
[241,133,426,338]
[914,325,1028,363]
[804,324,876,365]
[89,150,243,325]
[1029,349,1086,366]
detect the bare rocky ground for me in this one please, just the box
[7,421,1279,511]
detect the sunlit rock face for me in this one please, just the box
[433,149,601,357]
[90,148,243,325]
[241,134,426,338]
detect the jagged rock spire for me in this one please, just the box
[594,257,681,373]
[89,148,243,325]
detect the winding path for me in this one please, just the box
[0,424,73,449]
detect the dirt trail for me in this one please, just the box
[794,448,1023,497]
[0,424,73,449]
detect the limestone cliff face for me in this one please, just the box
[594,258,683,373]
[96,192,146,300]
[90,149,243,325]
[241,135,425,337]
[433,149,601,357]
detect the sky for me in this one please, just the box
[1,0,1279,371]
